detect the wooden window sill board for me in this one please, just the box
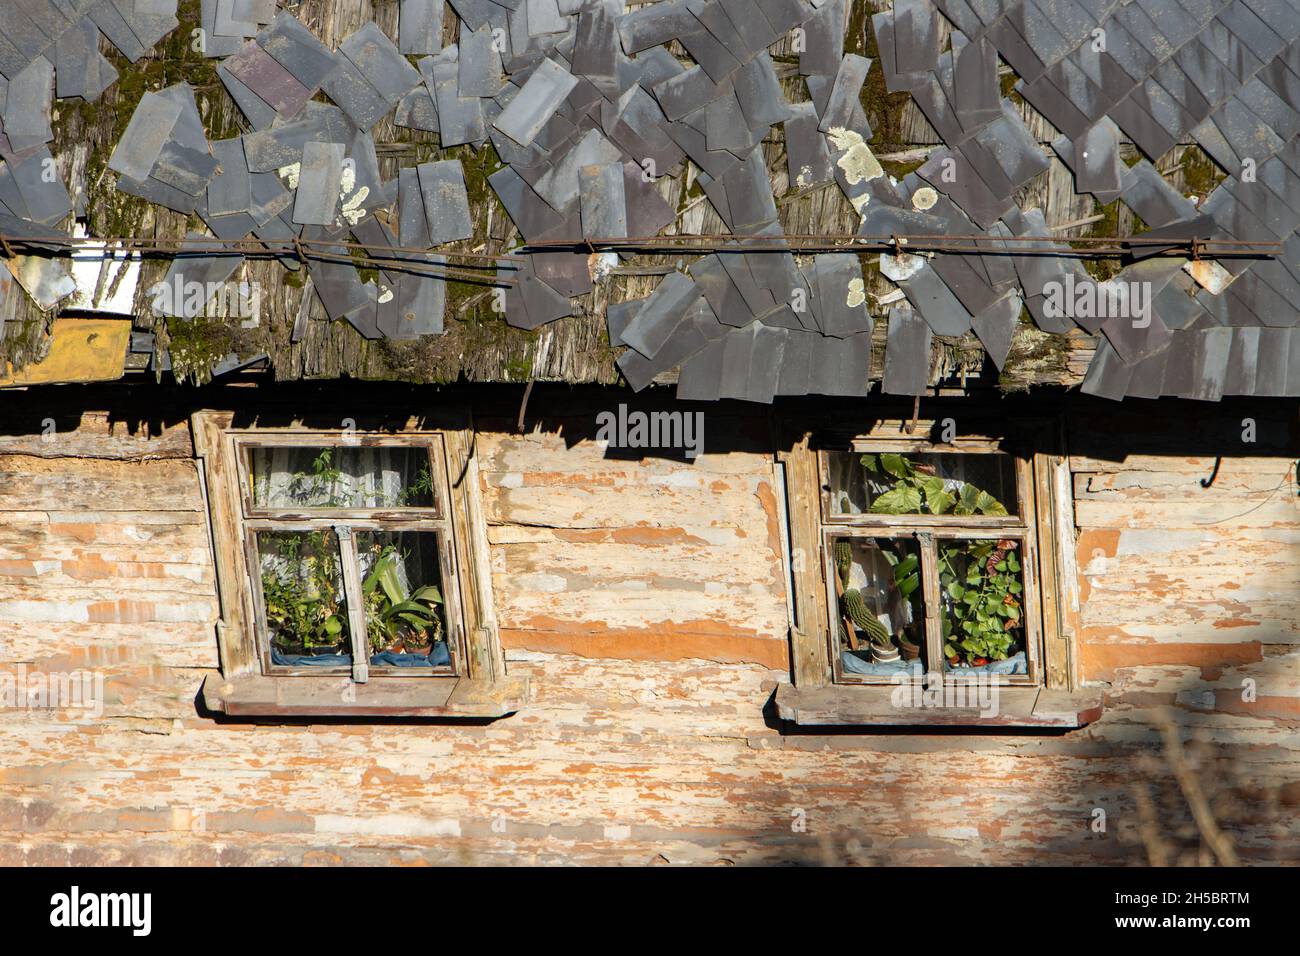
[774,683,1102,729]
[201,672,528,719]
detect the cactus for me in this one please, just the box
[841,588,892,646]
[834,539,852,587]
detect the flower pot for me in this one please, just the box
[898,637,921,660]
[870,642,900,663]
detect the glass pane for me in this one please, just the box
[248,445,436,509]
[938,537,1029,675]
[357,530,453,670]
[830,536,926,678]
[256,530,353,667]
[827,451,1019,518]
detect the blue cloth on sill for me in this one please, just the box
[841,652,925,677]
[840,650,1028,676]
[951,651,1027,675]
[272,643,451,668]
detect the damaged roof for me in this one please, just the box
[1,0,1298,399]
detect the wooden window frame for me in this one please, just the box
[774,410,1100,729]
[820,435,1043,687]
[193,409,526,719]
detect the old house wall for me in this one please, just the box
[0,392,1295,865]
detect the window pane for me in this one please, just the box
[256,530,353,666]
[357,530,453,671]
[830,536,927,677]
[249,445,436,509]
[938,537,1029,675]
[827,451,1019,518]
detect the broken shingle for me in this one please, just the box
[881,307,934,396]
[340,21,423,103]
[493,56,579,147]
[578,162,628,239]
[107,90,184,183]
[818,53,872,133]
[292,140,345,226]
[459,24,505,97]
[417,160,474,246]
[151,141,220,197]
[621,271,704,358]
[400,0,446,55]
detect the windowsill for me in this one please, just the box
[201,672,528,719]
[774,683,1102,729]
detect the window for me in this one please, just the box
[775,412,1100,728]
[822,444,1041,685]
[193,410,525,718]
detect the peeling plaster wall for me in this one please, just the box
[0,395,1296,865]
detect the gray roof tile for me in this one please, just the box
[800,0,845,76]
[340,21,423,103]
[1080,338,1134,399]
[400,0,446,55]
[578,162,627,238]
[818,53,872,133]
[108,89,183,182]
[459,23,505,96]
[151,140,220,196]
[621,271,705,357]
[224,40,313,117]
[292,140,345,226]
[257,11,338,90]
[882,307,933,395]
[493,56,578,146]
[417,159,474,245]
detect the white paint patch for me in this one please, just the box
[517,572,568,593]
[603,825,632,840]
[316,814,462,838]
[826,127,883,185]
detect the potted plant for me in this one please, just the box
[362,544,444,656]
[261,533,348,656]
[939,538,1022,668]
[841,587,898,662]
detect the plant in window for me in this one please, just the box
[260,533,348,655]
[862,453,1020,666]
[397,465,434,505]
[286,449,350,507]
[940,538,1022,666]
[860,453,1008,518]
[361,544,445,655]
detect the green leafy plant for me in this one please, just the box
[860,453,1021,665]
[260,532,348,652]
[362,544,445,653]
[396,465,434,506]
[940,538,1022,664]
[286,448,349,507]
[860,453,1008,518]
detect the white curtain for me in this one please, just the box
[251,447,423,508]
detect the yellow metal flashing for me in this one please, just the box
[0,318,131,387]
